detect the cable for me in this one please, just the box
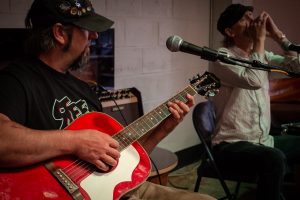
[270,69,289,76]
[149,156,162,185]
[98,85,128,126]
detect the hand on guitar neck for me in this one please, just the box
[139,94,195,154]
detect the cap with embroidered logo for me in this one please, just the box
[25,0,114,32]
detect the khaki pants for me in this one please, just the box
[121,181,216,200]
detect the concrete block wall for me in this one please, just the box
[109,0,211,151]
[0,0,211,152]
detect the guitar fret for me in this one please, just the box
[119,130,133,145]
[178,92,188,102]
[126,126,140,141]
[113,134,121,145]
[144,114,155,127]
[156,106,169,121]
[130,119,145,136]
[135,120,150,134]
[117,126,142,151]
[138,118,153,135]
[153,108,163,120]
[122,129,135,142]
[187,86,197,96]
[161,105,170,116]
[155,107,167,119]
[148,113,159,125]
[119,142,126,151]
[110,74,220,151]
[153,108,164,122]
[113,132,130,149]
[113,133,123,144]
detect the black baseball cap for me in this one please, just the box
[217,4,253,35]
[25,0,114,32]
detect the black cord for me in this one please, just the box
[98,85,128,126]
[149,156,162,185]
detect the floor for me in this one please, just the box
[167,161,298,200]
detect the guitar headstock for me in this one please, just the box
[190,71,221,98]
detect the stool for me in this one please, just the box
[147,147,178,185]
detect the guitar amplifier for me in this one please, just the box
[98,87,143,126]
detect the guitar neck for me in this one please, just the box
[113,85,197,151]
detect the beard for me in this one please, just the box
[70,46,91,71]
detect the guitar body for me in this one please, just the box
[0,112,151,200]
[0,71,221,200]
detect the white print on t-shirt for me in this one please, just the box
[52,96,90,129]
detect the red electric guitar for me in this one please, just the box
[0,72,220,200]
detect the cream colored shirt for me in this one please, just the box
[209,46,300,147]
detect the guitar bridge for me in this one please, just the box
[45,162,84,200]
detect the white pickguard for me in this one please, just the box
[80,145,140,200]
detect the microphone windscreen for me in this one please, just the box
[166,35,183,52]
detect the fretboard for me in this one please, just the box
[112,85,197,151]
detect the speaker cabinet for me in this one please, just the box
[99,87,143,126]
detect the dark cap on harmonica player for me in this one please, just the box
[217,4,253,35]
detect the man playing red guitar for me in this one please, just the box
[0,0,215,199]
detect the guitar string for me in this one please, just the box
[61,94,186,181]
[61,91,186,180]
[109,87,191,152]
[58,86,201,182]
[69,161,91,181]
[63,98,181,180]
[64,160,90,179]
[63,103,173,179]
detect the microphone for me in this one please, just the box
[282,40,300,53]
[166,35,235,64]
[165,35,291,69]
[166,35,300,77]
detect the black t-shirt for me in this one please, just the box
[0,58,102,130]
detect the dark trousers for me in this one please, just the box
[212,135,300,200]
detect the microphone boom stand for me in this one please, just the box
[200,47,300,77]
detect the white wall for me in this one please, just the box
[0,0,211,152]
[111,0,211,151]
[253,0,300,55]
